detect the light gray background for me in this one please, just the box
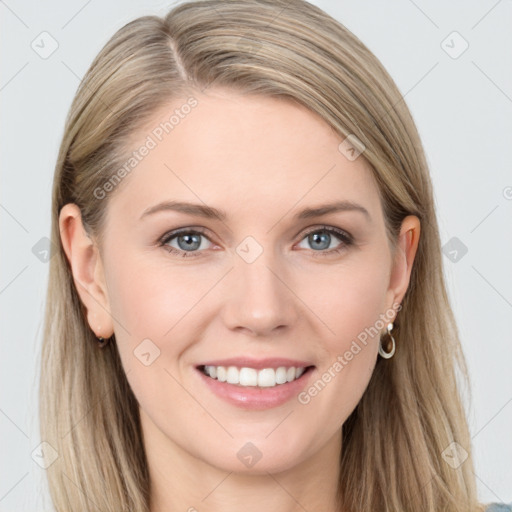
[1,0,511,510]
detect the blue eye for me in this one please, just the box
[158,226,353,258]
[297,226,353,256]
[159,229,212,257]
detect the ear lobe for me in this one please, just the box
[387,215,421,309]
[59,203,114,337]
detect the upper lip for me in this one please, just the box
[196,357,315,370]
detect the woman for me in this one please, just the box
[39,0,511,511]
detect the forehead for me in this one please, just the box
[108,88,382,225]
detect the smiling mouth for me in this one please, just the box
[197,364,315,388]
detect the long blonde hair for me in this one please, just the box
[40,1,484,510]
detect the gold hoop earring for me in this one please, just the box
[378,322,396,359]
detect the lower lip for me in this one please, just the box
[195,367,315,410]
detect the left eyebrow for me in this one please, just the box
[139,199,371,222]
[293,200,371,221]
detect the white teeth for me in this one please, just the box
[226,366,239,384]
[239,367,257,386]
[275,367,287,384]
[216,366,227,382]
[257,368,275,387]
[202,365,309,387]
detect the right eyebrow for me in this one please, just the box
[140,201,227,222]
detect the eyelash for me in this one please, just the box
[158,225,354,259]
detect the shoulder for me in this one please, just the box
[485,503,512,512]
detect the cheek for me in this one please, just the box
[305,253,390,348]
[104,253,206,412]
[105,249,208,338]
[298,254,389,414]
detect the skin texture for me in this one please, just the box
[60,88,420,512]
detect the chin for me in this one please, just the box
[198,437,312,475]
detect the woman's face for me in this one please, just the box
[78,88,417,474]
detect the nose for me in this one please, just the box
[220,251,300,338]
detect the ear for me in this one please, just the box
[385,215,421,318]
[59,203,114,338]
